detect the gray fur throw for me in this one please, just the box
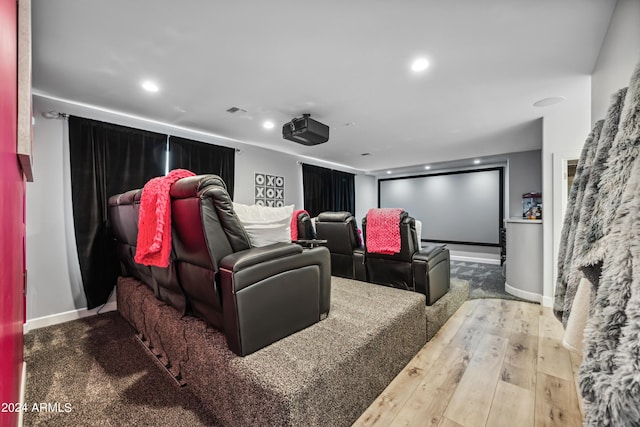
[553,119,602,325]
[577,59,640,426]
[574,87,627,270]
[554,87,629,326]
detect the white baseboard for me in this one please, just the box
[505,282,543,303]
[450,255,501,265]
[23,302,117,334]
[17,362,26,427]
[542,295,554,308]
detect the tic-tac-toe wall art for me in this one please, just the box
[254,173,285,207]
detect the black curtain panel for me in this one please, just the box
[168,136,236,198]
[68,116,167,308]
[302,164,335,217]
[332,169,356,215]
[302,163,355,217]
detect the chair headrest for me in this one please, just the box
[169,174,227,199]
[108,189,140,207]
[363,209,410,224]
[317,211,354,223]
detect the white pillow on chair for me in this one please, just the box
[415,219,422,250]
[232,202,294,247]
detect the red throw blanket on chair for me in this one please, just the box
[366,208,404,255]
[134,169,195,267]
[290,209,310,241]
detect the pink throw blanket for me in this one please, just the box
[290,209,310,241]
[134,169,195,267]
[366,208,404,254]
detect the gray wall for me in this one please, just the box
[26,95,362,321]
[234,144,305,208]
[355,174,377,226]
[507,150,542,218]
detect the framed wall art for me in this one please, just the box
[254,173,285,207]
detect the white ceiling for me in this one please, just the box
[31,0,616,174]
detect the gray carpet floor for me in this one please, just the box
[116,276,426,427]
[22,265,501,426]
[23,311,222,426]
[23,276,428,427]
[450,260,534,303]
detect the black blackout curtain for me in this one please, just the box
[168,135,235,198]
[302,163,355,217]
[68,117,236,308]
[68,116,166,308]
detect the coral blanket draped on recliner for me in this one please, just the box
[365,208,404,254]
[135,169,195,267]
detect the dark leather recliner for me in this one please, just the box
[362,210,450,306]
[109,175,331,356]
[295,211,317,240]
[108,189,187,314]
[314,211,366,280]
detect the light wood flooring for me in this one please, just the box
[353,298,583,427]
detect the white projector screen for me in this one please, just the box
[379,168,503,245]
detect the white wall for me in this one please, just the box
[542,76,592,307]
[354,174,377,225]
[591,0,640,122]
[234,144,304,208]
[539,0,640,308]
[26,103,85,320]
[26,94,364,321]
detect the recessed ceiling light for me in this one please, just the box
[263,120,275,129]
[474,159,481,165]
[411,58,430,72]
[386,170,392,174]
[141,81,159,92]
[533,96,566,107]
[424,165,431,170]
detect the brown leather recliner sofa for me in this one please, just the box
[108,174,331,356]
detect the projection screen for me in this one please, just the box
[378,168,503,245]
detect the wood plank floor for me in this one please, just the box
[353,299,583,427]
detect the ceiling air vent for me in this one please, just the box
[226,106,247,114]
[361,153,371,156]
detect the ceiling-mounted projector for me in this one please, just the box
[282,114,329,146]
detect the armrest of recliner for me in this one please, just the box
[353,247,367,281]
[416,243,446,259]
[411,245,450,306]
[219,245,331,355]
[219,242,302,274]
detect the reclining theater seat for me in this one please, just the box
[108,189,186,314]
[314,211,366,280]
[168,175,331,356]
[295,211,317,240]
[362,210,450,306]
